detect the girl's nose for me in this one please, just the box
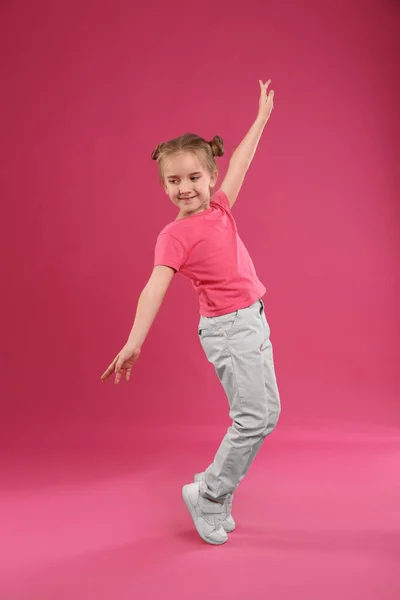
[179,183,191,195]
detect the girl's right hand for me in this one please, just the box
[101,343,141,385]
[258,79,274,122]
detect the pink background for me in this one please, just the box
[1,0,399,598]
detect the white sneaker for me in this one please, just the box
[194,472,236,533]
[182,481,228,545]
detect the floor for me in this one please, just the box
[1,422,399,600]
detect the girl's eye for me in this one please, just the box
[169,176,200,184]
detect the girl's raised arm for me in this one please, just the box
[220,79,274,209]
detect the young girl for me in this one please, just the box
[101,80,281,546]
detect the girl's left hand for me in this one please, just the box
[258,79,274,122]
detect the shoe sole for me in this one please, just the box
[182,486,228,545]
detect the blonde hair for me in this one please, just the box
[151,133,224,182]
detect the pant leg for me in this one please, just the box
[237,301,281,483]
[198,300,281,502]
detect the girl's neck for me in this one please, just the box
[176,203,210,221]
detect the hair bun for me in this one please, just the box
[208,135,224,158]
[151,143,165,160]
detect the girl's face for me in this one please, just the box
[162,151,218,219]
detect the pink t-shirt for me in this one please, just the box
[154,188,266,317]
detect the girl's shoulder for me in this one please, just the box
[211,188,231,212]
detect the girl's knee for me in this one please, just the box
[266,403,281,433]
[233,414,268,439]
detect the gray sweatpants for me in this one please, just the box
[198,299,281,503]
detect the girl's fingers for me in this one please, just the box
[101,364,113,380]
[114,356,126,385]
[114,360,121,384]
[101,350,137,385]
[101,356,118,381]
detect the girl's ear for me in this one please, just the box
[209,170,218,188]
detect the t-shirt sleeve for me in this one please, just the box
[211,188,231,211]
[154,233,187,272]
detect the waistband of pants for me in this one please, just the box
[201,298,264,320]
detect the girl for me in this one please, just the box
[101,80,281,546]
